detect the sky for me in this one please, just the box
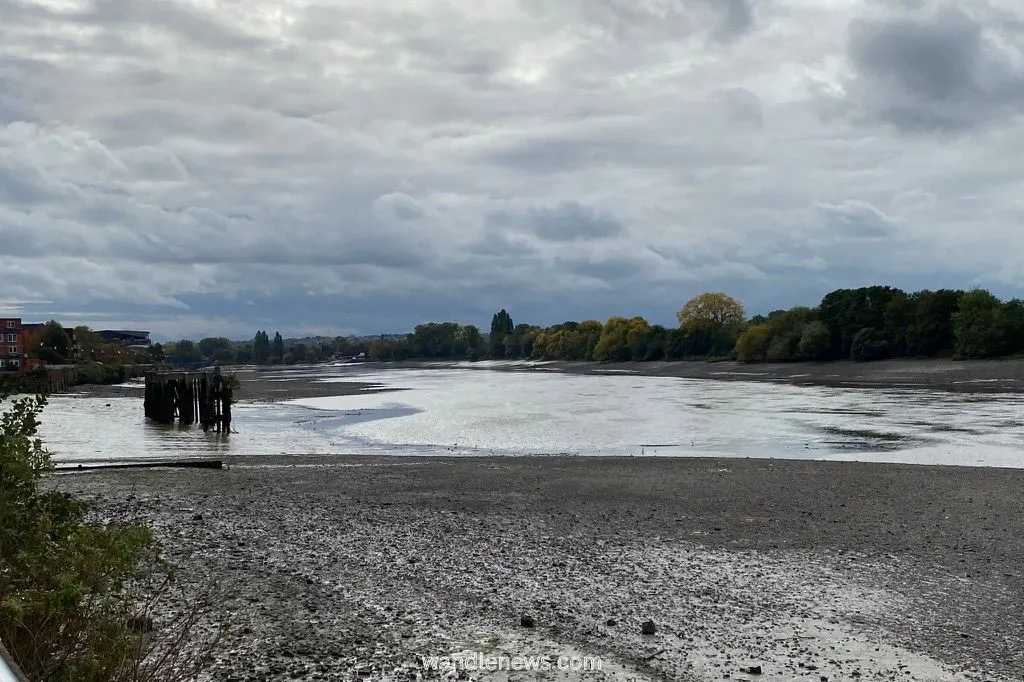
[1,0,1023,341]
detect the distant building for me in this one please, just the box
[0,317,42,371]
[0,317,24,371]
[98,330,151,347]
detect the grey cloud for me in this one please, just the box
[814,200,898,239]
[465,231,539,257]
[3,0,1024,336]
[712,87,763,127]
[842,5,1024,132]
[527,202,626,242]
[558,256,644,282]
[73,0,267,50]
[373,192,426,221]
[714,0,755,41]
[520,0,755,43]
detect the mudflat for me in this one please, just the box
[58,455,1024,681]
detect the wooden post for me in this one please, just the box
[144,369,236,430]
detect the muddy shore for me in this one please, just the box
[57,456,1023,681]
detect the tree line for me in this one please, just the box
[161,286,1024,368]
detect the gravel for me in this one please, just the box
[53,455,1024,681]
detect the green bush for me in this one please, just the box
[76,363,127,386]
[0,393,218,681]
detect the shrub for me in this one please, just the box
[0,393,220,681]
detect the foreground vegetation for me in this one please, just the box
[157,285,1024,366]
[0,393,216,680]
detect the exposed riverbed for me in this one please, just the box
[57,455,1024,681]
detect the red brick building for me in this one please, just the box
[0,318,44,372]
[0,317,26,371]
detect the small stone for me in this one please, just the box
[641,620,657,635]
[193,513,203,521]
[520,615,536,628]
[606,618,618,627]
[744,665,763,675]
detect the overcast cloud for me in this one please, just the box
[1,0,1023,340]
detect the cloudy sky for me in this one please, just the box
[2,0,1023,340]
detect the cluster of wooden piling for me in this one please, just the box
[144,369,233,432]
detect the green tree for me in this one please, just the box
[818,286,904,359]
[850,327,891,362]
[37,321,71,364]
[906,289,963,357]
[252,331,271,364]
[489,309,515,358]
[798,321,831,360]
[198,337,233,362]
[736,324,772,362]
[167,339,202,365]
[953,289,1006,358]
[676,292,745,334]
[271,331,285,361]
[74,326,102,361]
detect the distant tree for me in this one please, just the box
[676,293,745,334]
[850,327,891,362]
[818,286,904,359]
[1001,299,1024,356]
[906,289,963,357]
[271,331,284,361]
[252,331,271,364]
[735,324,772,363]
[37,321,71,364]
[489,309,515,358]
[593,317,649,362]
[167,339,202,365]
[457,325,484,360]
[953,289,1006,358]
[798,321,831,360]
[198,337,233,361]
[73,325,102,360]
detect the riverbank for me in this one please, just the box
[56,455,1023,681]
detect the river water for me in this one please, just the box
[29,364,1024,468]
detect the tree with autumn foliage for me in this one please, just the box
[676,292,746,333]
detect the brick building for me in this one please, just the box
[0,317,27,371]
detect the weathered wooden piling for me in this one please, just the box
[144,368,234,431]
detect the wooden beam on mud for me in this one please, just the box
[54,459,224,471]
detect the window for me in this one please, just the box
[0,359,5,368]
[6,334,15,342]
[8,346,15,354]
[4,321,13,328]
[10,359,18,368]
